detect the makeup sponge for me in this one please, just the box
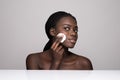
[57,33,66,43]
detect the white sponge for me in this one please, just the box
[57,33,66,43]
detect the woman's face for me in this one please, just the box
[55,16,78,48]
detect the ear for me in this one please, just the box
[49,27,56,37]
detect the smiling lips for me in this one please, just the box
[68,38,77,44]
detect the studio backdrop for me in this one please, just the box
[0,0,120,69]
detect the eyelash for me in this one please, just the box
[64,27,70,31]
[64,27,78,32]
[74,28,78,32]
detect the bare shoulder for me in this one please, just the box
[26,50,49,61]
[26,52,41,61]
[26,50,51,69]
[69,52,93,70]
[26,52,42,69]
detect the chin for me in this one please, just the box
[63,44,75,48]
[62,41,76,48]
[68,46,75,48]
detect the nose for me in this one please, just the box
[70,29,77,36]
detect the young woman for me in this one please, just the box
[26,11,93,70]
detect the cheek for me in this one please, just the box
[63,34,78,48]
[62,39,77,48]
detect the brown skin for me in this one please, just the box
[26,16,93,70]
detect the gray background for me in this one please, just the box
[0,0,120,69]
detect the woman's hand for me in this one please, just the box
[50,37,65,69]
[50,37,65,62]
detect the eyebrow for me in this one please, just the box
[62,24,78,28]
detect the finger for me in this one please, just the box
[55,45,63,53]
[54,41,61,50]
[51,39,58,50]
[58,48,64,55]
[51,37,61,50]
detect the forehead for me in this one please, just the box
[56,16,77,26]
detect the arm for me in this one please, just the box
[49,38,65,70]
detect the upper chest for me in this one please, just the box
[38,55,83,70]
